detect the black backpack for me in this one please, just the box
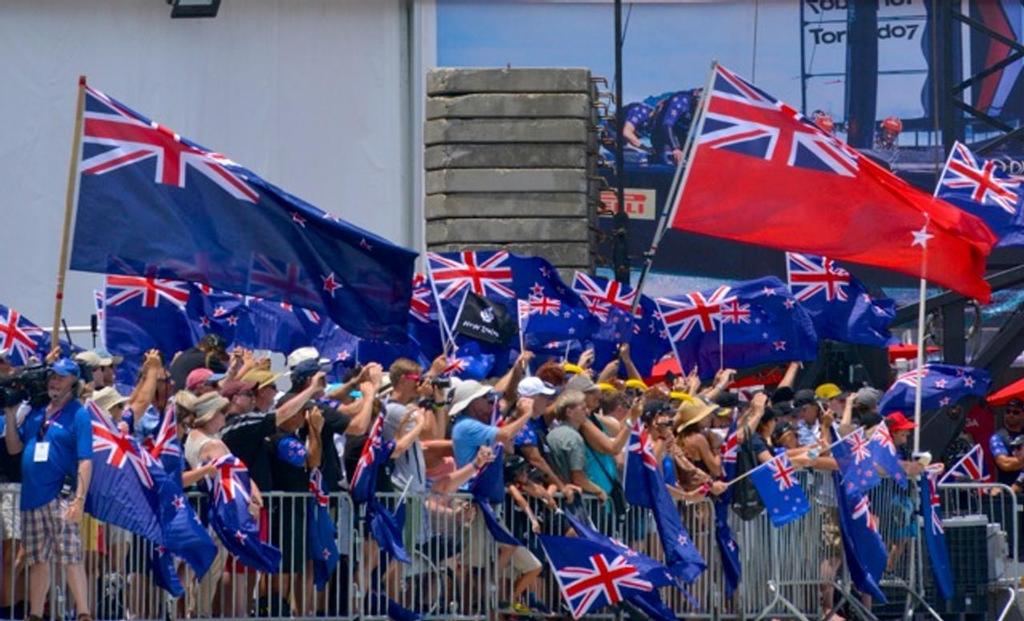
[730,433,765,521]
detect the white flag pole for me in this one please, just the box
[631,61,720,315]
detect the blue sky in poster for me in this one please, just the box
[436,0,929,121]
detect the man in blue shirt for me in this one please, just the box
[651,89,701,166]
[990,398,1024,486]
[3,358,93,621]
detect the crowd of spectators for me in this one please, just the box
[0,337,1018,620]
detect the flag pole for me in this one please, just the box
[52,76,87,352]
[630,60,719,315]
[722,425,863,490]
[424,259,459,353]
[653,297,686,385]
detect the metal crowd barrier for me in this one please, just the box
[0,474,1020,620]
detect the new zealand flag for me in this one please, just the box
[71,84,416,341]
[878,364,991,415]
[656,277,817,379]
[786,253,895,348]
[207,455,281,573]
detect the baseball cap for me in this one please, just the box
[815,383,844,400]
[562,363,584,376]
[517,377,556,398]
[286,346,329,370]
[50,358,80,378]
[220,379,257,399]
[566,374,599,394]
[885,411,916,431]
[772,386,795,403]
[792,389,816,409]
[669,391,695,403]
[448,380,493,417]
[772,421,795,443]
[186,368,225,391]
[291,357,331,379]
[624,379,647,391]
[854,387,882,409]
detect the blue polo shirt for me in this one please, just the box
[452,417,498,469]
[18,399,93,511]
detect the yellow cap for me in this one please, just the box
[624,379,648,390]
[669,391,695,403]
[596,382,617,392]
[815,383,842,400]
[562,363,584,375]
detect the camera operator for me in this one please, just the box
[3,357,93,621]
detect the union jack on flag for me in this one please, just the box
[847,428,871,464]
[526,295,562,317]
[939,444,991,484]
[145,403,182,464]
[426,251,514,300]
[627,419,659,471]
[553,552,653,619]
[80,85,258,203]
[893,366,928,390]
[350,413,385,496]
[211,455,251,504]
[871,424,897,456]
[656,285,735,342]
[719,299,751,324]
[308,468,330,508]
[0,305,45,366]
[106,275,190,309]
[700,64,859,178]
[851,495,879,533]
[925,466,945,535]
[409,273,434,323]
[786,253,851,302]
[89,401,155,489]
[571,273,641,321]
[940,141,1021,215]
[768,455,796,490]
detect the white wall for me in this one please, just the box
[0,0,416,330]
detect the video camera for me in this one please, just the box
[0,365,51,408]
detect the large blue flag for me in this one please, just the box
[921,466,954,601]
[0,303,80,366]
[144,403,217,578]
[786,253,895,347]
[441,339,495,381]
[656,277,817,379]
[748,454,810,527]
[622,420,706,582]
[207,455,281,573]
[832,471,888,603]
[571,272,672,377]
[878,364,991,415]
[84,402,164,544]
[70,84,416,341]
[538,534,670,620]
[937,141,1024,247]
[831,426,882,497]
[307,469,340,590]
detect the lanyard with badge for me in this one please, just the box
[34,406,62,463]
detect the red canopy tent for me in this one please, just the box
[987,378,1024,406]
[887,343,941,363]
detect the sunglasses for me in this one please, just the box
[403,373,422,382]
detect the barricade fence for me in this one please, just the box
[0,473,1017,620]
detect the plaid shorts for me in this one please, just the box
[23,498,83,565]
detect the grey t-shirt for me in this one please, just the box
[382,401,427,495]
[546,424,587,484]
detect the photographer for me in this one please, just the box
[4,358,93,621]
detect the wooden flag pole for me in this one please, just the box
[51,76,87,353]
